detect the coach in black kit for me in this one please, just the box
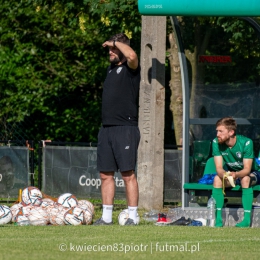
[93,33,141,225]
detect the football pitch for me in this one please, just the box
[1,208,260,260]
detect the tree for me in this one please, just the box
[0,1,104,141]
[0,0,141,142]
[2,0,258,147]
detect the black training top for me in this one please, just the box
[102,61,140,126]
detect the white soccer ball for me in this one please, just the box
[49,205,67,225]
[10,203,23,222]
[27,206,49,225]
[14,207,30,223]
[22,186,43,206]
[22,205,34,217]
[82,208,93,225]
[44,204,54,216]
[118,209,140,226]
[41,198,55,209]
[57,193,78,208]
[43,202,61,216]
[0,205,12,225]
[78,200,95,216]
[13,204,34,224]
[64,206,85,226]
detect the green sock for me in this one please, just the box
[212,187,224,227]
[235,187,253,228]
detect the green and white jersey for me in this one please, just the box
[212,135,260,171]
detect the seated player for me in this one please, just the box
[212,117,260,227]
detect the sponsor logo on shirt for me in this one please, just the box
[236,152,242,158]
[227,162,243,167]
[246,141,250,146]
[221,152,229,156]
[117,67,123,74]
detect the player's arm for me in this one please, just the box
[214,156,227,179]
[235,158,252,178]
[113,41,138,70]
[234,139,254,178]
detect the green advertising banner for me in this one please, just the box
[41,146,182,201]
[0,147,29,198]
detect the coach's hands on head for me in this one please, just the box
[102,41,113,48]
[102,39,138,70]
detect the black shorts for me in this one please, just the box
[235,170,260,185]
[252,171,260,185]
[97,125,140,172]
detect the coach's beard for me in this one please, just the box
[110,52,124,65]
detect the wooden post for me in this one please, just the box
[137,16,166,210]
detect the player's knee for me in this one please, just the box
[100,172,114,182]
[240,175,250,187]
[121,171,136,183]
[213,175,222,187]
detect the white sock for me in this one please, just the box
[102,205,113,223]
[128,206,138,223]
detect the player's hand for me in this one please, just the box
[230,172,237,180]
[225,171,236,187]
[102,41,113,48]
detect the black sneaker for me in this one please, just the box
[124,218,136,225]
[169,217,191,226]
[93,218,113,225]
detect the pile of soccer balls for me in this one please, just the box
[0,186,94,226]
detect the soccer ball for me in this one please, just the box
[78,200,95,216]
[57,193,78,208]
[41,198,55,209]
[44,204,55,216]
[82,208,93,225]
[22,205,34,216]
[64,207,84,226]
[22,186,43,206]
[0,205,12,225]
[118,209,140,226]
[49,205,67,225]
[27,206,49,225]
[13,205,34,224]
[14,207,30,223]
[10,203,23,222]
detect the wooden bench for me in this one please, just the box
[183,157,260,200]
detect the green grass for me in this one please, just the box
[1,207,260,260]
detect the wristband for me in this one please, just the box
[113,40,116,47]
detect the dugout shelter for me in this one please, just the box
[137,0,260,210]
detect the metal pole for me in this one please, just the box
[170,16,190,208]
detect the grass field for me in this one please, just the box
[1,206,260,260]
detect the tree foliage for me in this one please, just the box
[1,0,259,147]
[0,0,141,142]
